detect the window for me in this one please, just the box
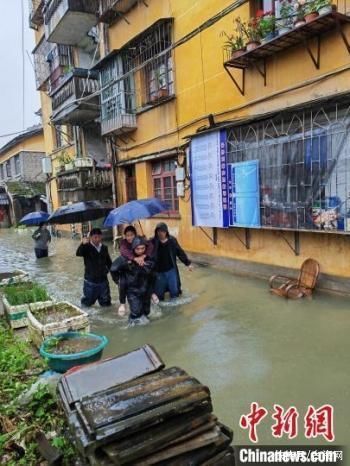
[152,159,178,212]
[14,155,21,174]
[144,54,174,104]
[55,125,64,149]
[6,162,12,178]
[0,165,3,180]
[254,0,275,14]
[119,19,174,108]
[125,165,137,201]
[226,101,350,232]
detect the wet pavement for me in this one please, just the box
[0,228,349,445]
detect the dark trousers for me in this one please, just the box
[127,291,151,320]
[154,268,179,300]
[119,276,127,305]
[81,279,111,307]
[35,248,48,259]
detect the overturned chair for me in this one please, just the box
[269,258,320,299]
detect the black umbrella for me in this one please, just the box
[48,201,112,225]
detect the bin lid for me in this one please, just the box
[59,344,165,407]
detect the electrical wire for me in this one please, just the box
[21,0,26,130]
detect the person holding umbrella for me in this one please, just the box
[32,222,51,259]
[76,228,112,307]
[151,222,193,301]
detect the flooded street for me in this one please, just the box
[1,228,350,445]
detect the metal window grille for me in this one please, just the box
[152,159,178,212]
[100,54,136,134]
[226,100,350,232]
[33,37,73,92]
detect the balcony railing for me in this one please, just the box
[99,0,138,24]
[101,111,137,136]
[33,37,73,91]
[44,0,99,45]
[56,166,112,203]
[51,69,100,124]
[29,0,45,27]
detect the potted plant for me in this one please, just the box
[293,0,306,26]
[244,17,262,51]
[259,12,277,43]
[57,150,74,171]
[278,0,294,34]
[304,0,319,21]
[315,0,332,15]
[221,32,246,59]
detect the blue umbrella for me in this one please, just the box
[103,198,168,227]
[19,211,50,226]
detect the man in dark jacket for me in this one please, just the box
[151,222,192,301]
[76,228,112,307]
[110,237,155,325]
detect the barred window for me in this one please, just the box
[227,101,350,232]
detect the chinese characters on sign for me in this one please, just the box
[239,403,335,443]
[190,130,229,228]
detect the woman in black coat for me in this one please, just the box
[151,222,192,301]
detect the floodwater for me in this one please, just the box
[0,228,349,446]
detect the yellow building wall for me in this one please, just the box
[0,133,45,164]
[106,0,350,279]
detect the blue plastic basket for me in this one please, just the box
[40,332,109,373]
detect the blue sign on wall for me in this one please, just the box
[228,160,261,228]
[190,130,229,228]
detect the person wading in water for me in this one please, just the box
[32,222,51,259]
[151,223,193,301]
[76,228,112,307]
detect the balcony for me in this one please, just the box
[44,0,99,45]
[101,112,137,135]
[33,37,73,92]
[29,0,45,28]
[99,0,138,24]
[50,69,100,124]
[56,166,112,203]
[223,6,350,95]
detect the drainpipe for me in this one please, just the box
[107,137,118,208]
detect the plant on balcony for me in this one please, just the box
[293,0,306,26]
[244,17,262,51]
[314,0,333,15]
[259,11,277,43]
[221,17,246,59]
[303,0,319,21]
[278,0,294,34]
[57,150,74,172]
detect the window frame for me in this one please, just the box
[152,158,179,213]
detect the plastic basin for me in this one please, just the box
[40,332,109,373]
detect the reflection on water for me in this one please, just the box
[0,229,350,445]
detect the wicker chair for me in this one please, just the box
[269,258,320,299]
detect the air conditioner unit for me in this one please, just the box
[42,157,52,174]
